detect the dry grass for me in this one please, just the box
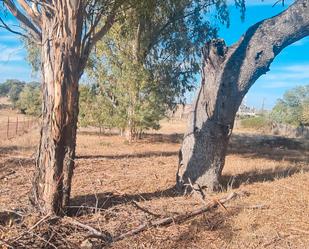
[0,118,308,249]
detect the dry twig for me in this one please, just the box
[11,214,51,243]
[131,201,162,218]
[64,217,113,243]
[66,191,239,245]
[113,192,238,242]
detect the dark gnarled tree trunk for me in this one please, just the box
[177,0,309,191]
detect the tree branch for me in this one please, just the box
[3,0,42,42]
[146,0,219,54]
[0,16,30,39]
[228,0,309,95]
[91,11,116,46]
[66,192,239,244]
[16,0,42,27]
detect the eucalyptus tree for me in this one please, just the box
[0,0,125,215]
[271,85,309,126]
[177,0,309,191]
[88,0,235,141]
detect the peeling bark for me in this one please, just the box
[3,0,120,215]
[30,2,83,215]
[177,0,309,191]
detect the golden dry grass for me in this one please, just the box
[0,118,308,248]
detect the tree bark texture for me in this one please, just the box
[3,0,118,215]
[30,3,83,215]
[177,0,309,191]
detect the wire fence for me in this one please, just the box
[0,116,38,140]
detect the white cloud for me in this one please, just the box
[261,81,308,89]
[282,64,309,72]
[0,44,24,62]
[0,63,33,82]
[0,33,21,43]
[266,71,309,81]
[0,63,30,74]
[260,63,309,89]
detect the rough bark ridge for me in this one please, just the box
[177,0,309,191]
[30,1,83,215]
[2,0,120,215]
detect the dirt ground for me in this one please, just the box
[0,118,308,249]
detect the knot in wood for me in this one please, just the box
[202,39,228,69]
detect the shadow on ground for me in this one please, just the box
[76,133,308,164]
[68,186,179,216]
[77,131,184,144]
[221,165,309,190]
[77,151,178,160]
[0,145,36,155]
[71,132,308,215]
[70,162,309,216]
[228,133,308,163]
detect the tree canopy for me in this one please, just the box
[0,79,25,106]
[271,85,309,126]
[85,0,239,139]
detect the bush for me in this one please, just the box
[241,116,270,130]
[271,85,309,126]
[0,79,25,106]
[16,82,41,116]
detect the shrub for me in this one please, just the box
[241,116,270,130]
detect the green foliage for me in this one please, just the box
[271,85,309,126]
[0,79,41,115]
[0,79,25,106]
[22,38,41,74]
[241,116,270,130]
[301,100,309,125]
[19,0,246,137]
[86,0,235,138]
[79,84,116,129]
[16,82,42,116]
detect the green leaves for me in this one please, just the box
[16,82,41,116]
[271,85,309,126]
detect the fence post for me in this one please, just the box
[7,117,9,139]
[16,117,18,135]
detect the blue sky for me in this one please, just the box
[0,1,308,109]
[218,0,309,109]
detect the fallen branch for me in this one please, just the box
[131,201,162,218]
[64,217,113,243]
[11,214,51,243]
[66,192,239,245]
[113,192,237,242]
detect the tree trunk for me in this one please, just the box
[30,7,83,215]
[177,0,309,191]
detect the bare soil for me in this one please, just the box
[0,117,308,249]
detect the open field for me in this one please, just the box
[0,98,37,140]
[0,117,309,248]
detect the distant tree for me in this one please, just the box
[88,0,231,141]
[16,82,41,115]
[79,84,116,131]
[271,85,309,126]
[0,79,25,106]
[302,100,309,125]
